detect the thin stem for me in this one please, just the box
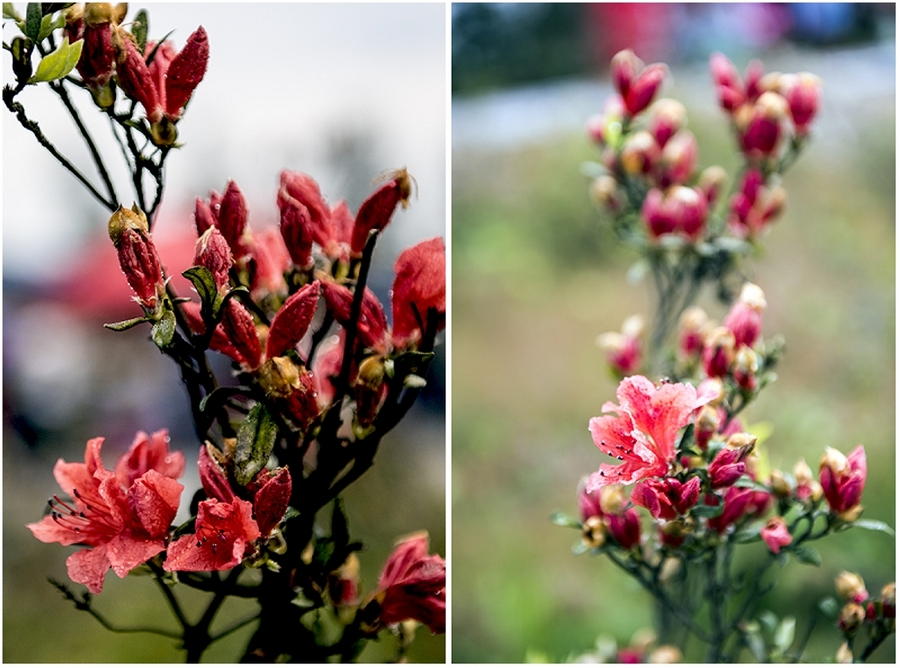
[48,79,118,205]
[3,86,117,211]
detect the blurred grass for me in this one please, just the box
[451,61,894,661]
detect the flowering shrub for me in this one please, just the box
[7,4,444,662]
[555,49,894,662]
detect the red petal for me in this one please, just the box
[391,237,445,346]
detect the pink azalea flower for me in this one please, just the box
[374,532,445,634]
[28,436,184,594]
[760,516,792,554]
[587,376,716,490]
[163,498,260,572]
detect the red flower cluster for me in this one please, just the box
[27,432,184,594]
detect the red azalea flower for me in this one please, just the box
[632,476,701,520]
[114,428,185,488]
[587,376,717,489]
[391,237,446,348]
[163,498,260,572]
[374,532,445,634]
[760,516,792,554]
[820,445,867,520]
[28,437,184,594]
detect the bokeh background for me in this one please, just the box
[452,3,895,662]
[3,3,445,662]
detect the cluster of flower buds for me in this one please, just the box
[65,4,208,144]
[710,53,821,163]
[675,282,769,394]
[835,571,895,647]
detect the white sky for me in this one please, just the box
[2,3,447,280]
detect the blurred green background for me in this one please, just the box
[452,3,895,662]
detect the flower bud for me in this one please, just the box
[351,168,414,254]
[624,63,667,117]
[820,445,867,519]
[709,438,754,489]
[582,515,606,549]
[694,404,719,451]
[657,130,698,186]
[329,552,361,609]
[590,175,621,211]
[647,98,687,148]
[835,641,853,663]
[220,299,261,370]
[881,583,895,619]
[621,131,659,176]
[839,602,866,635]
[835,571,869,604]
[780,72,821,135]
[769,469,791,498]
[647,645,682,663]
[599,484,628,515]
[577,478,602,522]
[597,315,643,376]
[217,180,250,258]
[114,26,162,123]
[760,516,792,554]
[732,345,758,391]
[606,507,641,549]
[698,165,728,206]
[724,282,766,348]
[162,26,209,121]
[265,281,321,361]
[611,49,643,98]
[108,205,164,308]
[678,306,711,358]
[702,326,735,378]
[709,53,745,112]
[194,227,233,291]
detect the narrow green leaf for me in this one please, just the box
[851,519,895,537]
[4,3,22,20]
[133,9,149,54]
[550,511,582,529]
[36,11,55,41]
[758,610,779,637]
[571,540,590,555]
[234,404,278,487]
[742,622,766,662]
[151,308,176,349]
[25,3,41,40]
[792,545,822,567]
[773,616,795,652]
[677,423,695,453]
[104,316,150,331]
[30,36,82,82]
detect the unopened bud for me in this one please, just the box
[835,571,869,604]
[881,583,895,619]
[698,165,728,205]
[839,602,866,634]
[835,641,853,663]
[647,645,682,664]
[647,98,687,147]
[582,515,606,549]
[590,175,620,210]
[769,470,791,497]
[599,484,627,515]
[621,131,659,176]
[108,205,164,308]
[678,306,711,358]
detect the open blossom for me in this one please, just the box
[820,445,867,520]
[163,497,260,572]
[371,532,445,634]
[27,435,184,594]
[587,376,717,490]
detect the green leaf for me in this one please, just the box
[550,511,582,529]
[150,308,176,349]
[742,621,766,662]
[691,503,724,519]
[103,316,150,331]
[773,616,795,653]
[24,3,41,40]
[851,519,895,537]
[818,596,840,620]
[182,266,221,321]
[4,3,22,20]
[30,36,82,82]
[234,403,278,487]
[571,540,590,555]
[36,11,62,41]
[792,545,822,567]
[133,9,149,54]
[677,423,695,453]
